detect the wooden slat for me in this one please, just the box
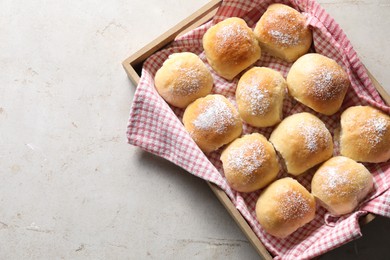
[366,70,390,105]
[122,0,389,258]
[207,182,273,259]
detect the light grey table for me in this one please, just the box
[0,0,389,259]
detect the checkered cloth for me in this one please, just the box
[127,0,390,259]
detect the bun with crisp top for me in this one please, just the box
[269,112,333,175]
[311,156,373,216]
[236,67,287,127]
[154,52,213,108]
[221,133,280,193]
[256,177,316,238]
[203,17,261,80]
[339,106,390,163]
[183,94,243,153]
[254,3,312,62]
[287,53,350,115]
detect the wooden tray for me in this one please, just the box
[122,1,389,258]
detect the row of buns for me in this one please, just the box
[155,3,350,117]
[179,81,389,166]
[256,156,374,238]
[203,3,313,80]
[156,51,351,122]
[153,3,390,239]
[155,3,313,110]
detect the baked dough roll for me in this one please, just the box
[269,112,333,175]
[256,177,316,238]
[154,52,213,108]
[287,53,350,115]
[203,17,261,80]
[311,156,373,216]
[254,4,312,62]
[221,133,280,192]
[236,67,287,127]
[339,106,390,163]
[183,94,242,153]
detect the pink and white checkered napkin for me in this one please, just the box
[127,0,390,259]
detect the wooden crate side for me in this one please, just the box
[207,182,273,259]
[366,70,390,104]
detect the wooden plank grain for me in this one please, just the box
[207,182,273,259]
[367,70,390,105]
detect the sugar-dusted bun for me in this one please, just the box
[221,133,280,192]
[287,53,350,115]
[256,177,316,238]
[253,4,312,62]
[236,67,287,127]
[312,156,373,216]
[203,17,261,80]
[154,52,213,108]
[183,94,243,153]
[269,112,333,175]
[340,106,390,163]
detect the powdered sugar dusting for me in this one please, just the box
[363,117,388,146]
[226,142,265,178]
[269,29,300,46]
[275,8,292,16]
[193,96,235,134]
[173,65,203,96]
[322,166,353,197]
[241,78,270,116]
[216,23,251,53]
[279,189,311,220]
[310,67,345,100]
[265,8,303,47]
[298,120,326,152]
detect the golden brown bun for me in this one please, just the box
[269,112,333,175]
[287,53,350,115]
[221,133,280,192]
[154,52,213,108]
[256,177,316,238]
[253,4,312,62]
[203,17,261,80]
[183,94,243,153]
[340,106,390,163]
[236,67,287,127]
[311,156,373,216]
